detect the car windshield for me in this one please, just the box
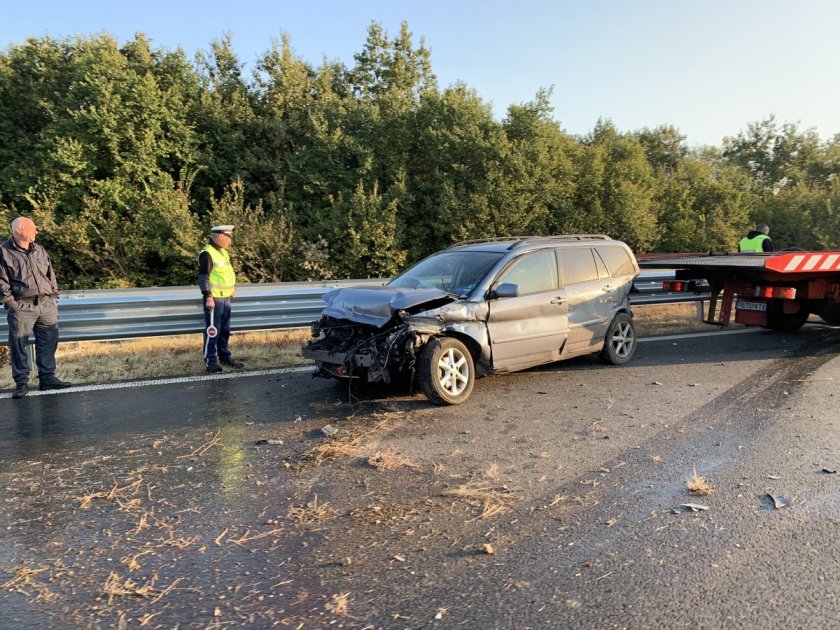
[388,251,504,297]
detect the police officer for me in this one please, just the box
[199,225,244,373]
[739,223,774,252]
[0,217,72,398]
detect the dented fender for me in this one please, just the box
[404,301,492,365]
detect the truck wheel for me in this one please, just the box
[766,310,808,332]
[599,313,637,365]
[418,337,475,405]
[817,303,840,325]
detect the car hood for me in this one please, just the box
[321,286,457,327]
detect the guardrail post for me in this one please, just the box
[695,300,705,320]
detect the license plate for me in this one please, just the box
[736,300,767,312]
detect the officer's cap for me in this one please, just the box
[211,225,234,237]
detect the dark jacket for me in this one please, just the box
[0,238,59,309]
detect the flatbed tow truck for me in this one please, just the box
[637,251,840,331]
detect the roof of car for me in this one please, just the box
[446,235,618,253]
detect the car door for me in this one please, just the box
[486,249,568,371]
[557,248,611,354]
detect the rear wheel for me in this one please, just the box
[599,313,637,365]
[418,337,475,405]
[766,310,808,331]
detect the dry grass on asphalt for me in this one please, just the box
[0,329,310,390]
[686,468,715,496]
[0,303,719,391]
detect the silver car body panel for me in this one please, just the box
[303,236,639,392]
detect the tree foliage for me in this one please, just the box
[1,26,839,289]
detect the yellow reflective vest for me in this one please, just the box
[739,234,770,252]
[200,244,236,297]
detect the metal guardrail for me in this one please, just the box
[0,272,699,344]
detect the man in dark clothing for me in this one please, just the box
[739,223,774,252]
[198,225,244,373]
[0,217,72,398]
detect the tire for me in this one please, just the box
[418,337,475,405]
[817,302,840,325]
[766,310,808,332]
[599,313,637,365]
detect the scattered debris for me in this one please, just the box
[443,477,515,520]
[1,566,58,602]
[176,430,221,459]
[367,450,417,471]
[255,438,284,445]
[482,543,495,555]
[325,592,350,616]
[765,493,791,509]
[767,474,780,480]
[679,503,709,512]
[819,468,837,474]
[687,469,714,496]
[288,495,335,524]
[321,424,338,437]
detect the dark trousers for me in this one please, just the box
[203,297,233,367]
[7,297,59,385]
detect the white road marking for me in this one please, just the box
[638,327,764,343]
[0,366,314,399]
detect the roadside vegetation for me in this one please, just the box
[1,25,839,292]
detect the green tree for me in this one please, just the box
[576,120,657,250]
[208,179,294,283]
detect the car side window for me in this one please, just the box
[593,249,609,279]
[596,246,636,277]
[497,250,558,295]
[557,248,599,285]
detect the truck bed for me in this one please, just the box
[638,251,840,281]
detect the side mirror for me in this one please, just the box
[493,283,520,298]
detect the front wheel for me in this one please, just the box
[418,337,475,405]
[599,313,637,365]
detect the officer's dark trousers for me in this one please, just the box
[7,298,59,385]
[203,297,233,368]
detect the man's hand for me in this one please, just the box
[205,296,215,309]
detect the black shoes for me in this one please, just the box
[207,360,243,373]
[39,377,73,391]
[11,378,71,398]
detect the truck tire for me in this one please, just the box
[817,303,840,325]
[599,313,637,365]
[418,337,475,405]
[766,310,808,332]
[764,300,808,331]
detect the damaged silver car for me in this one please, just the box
[302,235,640,405]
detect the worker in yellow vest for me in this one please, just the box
[738,223,774,252]
[199,225,244,373]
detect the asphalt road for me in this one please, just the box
[2,324,840,628]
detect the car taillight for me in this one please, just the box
[663,281,685,291]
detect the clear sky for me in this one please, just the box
[3,0,839,147]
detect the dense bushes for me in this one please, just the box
[1,25,838,288]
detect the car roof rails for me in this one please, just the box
[451,234,612,249]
